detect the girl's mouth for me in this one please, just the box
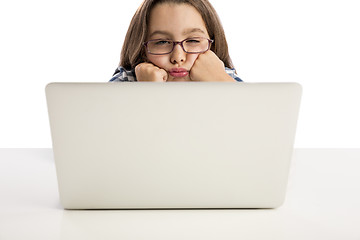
[169,68,189,78]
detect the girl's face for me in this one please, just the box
[146,3,210,82]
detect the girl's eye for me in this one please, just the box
[154,40,171,45]
[185,39,201,44]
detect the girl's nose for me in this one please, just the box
[170,44,186,64]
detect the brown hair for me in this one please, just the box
[119,0,234,70]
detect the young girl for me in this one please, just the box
[110,0,242,82]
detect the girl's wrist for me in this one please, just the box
[222,73,237,82]
[210,71,236,82]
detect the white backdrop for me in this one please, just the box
[0,0,359,148]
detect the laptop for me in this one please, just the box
[45,82,302,209]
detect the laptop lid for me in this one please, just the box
[45,82,302,209]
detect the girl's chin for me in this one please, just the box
[167,76,191,82]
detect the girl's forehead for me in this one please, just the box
[148,3,209,39]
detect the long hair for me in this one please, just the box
[119,0,234,70]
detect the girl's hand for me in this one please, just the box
[135,62,168,82]
[189,50,236,82]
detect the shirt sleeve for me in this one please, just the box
[109,67,137,82]
[225,67,243,82]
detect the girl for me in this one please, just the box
[110,0,242,82]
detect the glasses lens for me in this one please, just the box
[147,40,173,54]
[183,38,210,53]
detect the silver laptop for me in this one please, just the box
[45,82,302,209]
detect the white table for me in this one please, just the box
[0,149,359,240]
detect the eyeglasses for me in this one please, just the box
[144,37,214,55]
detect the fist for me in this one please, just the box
[135,63,168,82]
[190,50,235,82]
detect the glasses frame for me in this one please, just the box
[144,37,214,55]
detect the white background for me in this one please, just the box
[0,0,359,148]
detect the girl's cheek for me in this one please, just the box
[187,54,199,68]
[146,55,168,68]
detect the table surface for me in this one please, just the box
[0,148,359,240]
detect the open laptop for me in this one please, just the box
[45,82,302,209]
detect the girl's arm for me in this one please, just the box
[109,67,136,82]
